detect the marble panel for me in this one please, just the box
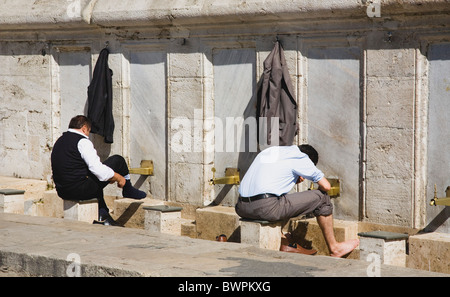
[213,48,256,206]
[426,43,450,233]
[307,47,361,220]
[58,51,91,130]
[130,51,167,199]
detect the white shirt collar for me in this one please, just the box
[68,128,89,139]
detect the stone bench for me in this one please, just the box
[63,198,98,223]
[143,205,183,235]
[0,189,25,214]
[358,230,409,267]
[240,218,283,251]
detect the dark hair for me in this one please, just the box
[298,144,319,165]
[68,115,91,130]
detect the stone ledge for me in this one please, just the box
[1,0,450,30]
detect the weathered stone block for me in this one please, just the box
[0,189,25,214]
[169,77,203,118]
[366,49,415,78]
[169,52,203,78]
[143,205,183,235]
[24,198,44,216]
[358,231,408,267]
[195,206,240,241]
[240,219,282,251]
[408,232,450,274]
[181,220,197,238]
[290,218,359,257]
[169,163,203,205]
[41,190,64,218]
[364,178,412,226]
[63,199,98,223]
[112,197,162,229]
[366,78,415,129]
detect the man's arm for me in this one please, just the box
[317,177,331,192]
[78,138,124,188]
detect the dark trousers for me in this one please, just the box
[59,155,129,213]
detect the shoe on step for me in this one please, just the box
[280,243,317,255]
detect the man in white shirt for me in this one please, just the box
[236,145,359,257]
[51,115,146,225]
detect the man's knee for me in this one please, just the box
[103,155,128,175]
[107,154,126,163]
[313,191,333,217]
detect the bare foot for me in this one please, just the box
[330,239,359,258]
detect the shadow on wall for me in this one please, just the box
[422,207,450,233]
[208,74,260,207]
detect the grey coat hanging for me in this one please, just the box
[257,40,298,147]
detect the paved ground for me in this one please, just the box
[0,213,446,279]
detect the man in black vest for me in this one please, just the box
[51,115,146,225]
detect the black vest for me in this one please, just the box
[51,132,89,195]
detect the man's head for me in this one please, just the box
[298,144,319,165]
[69,115,91,136]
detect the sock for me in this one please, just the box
[98,208,110,220]
[122,180,147,199]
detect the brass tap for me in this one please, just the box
[129,160,154,175]
[209,167,240,185]
[430,184,450,206]
[309,178,340,198]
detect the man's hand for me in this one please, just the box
[296,176,305,184]
[110,172,126,188]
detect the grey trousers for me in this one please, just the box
[235,190,333,222]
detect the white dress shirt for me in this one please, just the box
[238,145,324,197]
[68,129,114,182]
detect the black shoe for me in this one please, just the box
[95,209,121,226]
[122,180,147,199]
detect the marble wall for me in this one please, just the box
[0,1,449,231]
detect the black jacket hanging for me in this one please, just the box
[87,48,114,143]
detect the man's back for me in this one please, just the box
[51,131,89,191]
[238,145,324,197]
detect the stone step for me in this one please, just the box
[195,205,241,242]
[0,189,25,214]
[63,198,98,223]
[2,177,448,274]
[111,197,166,229]
[240,218,283,251]
[0,175,47,203]
[181,219,196,238]
[408,232,450,274]
[41,189,63,218]
[143,205,183,235]
[289,217,360,258]
[358,230,409,267]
